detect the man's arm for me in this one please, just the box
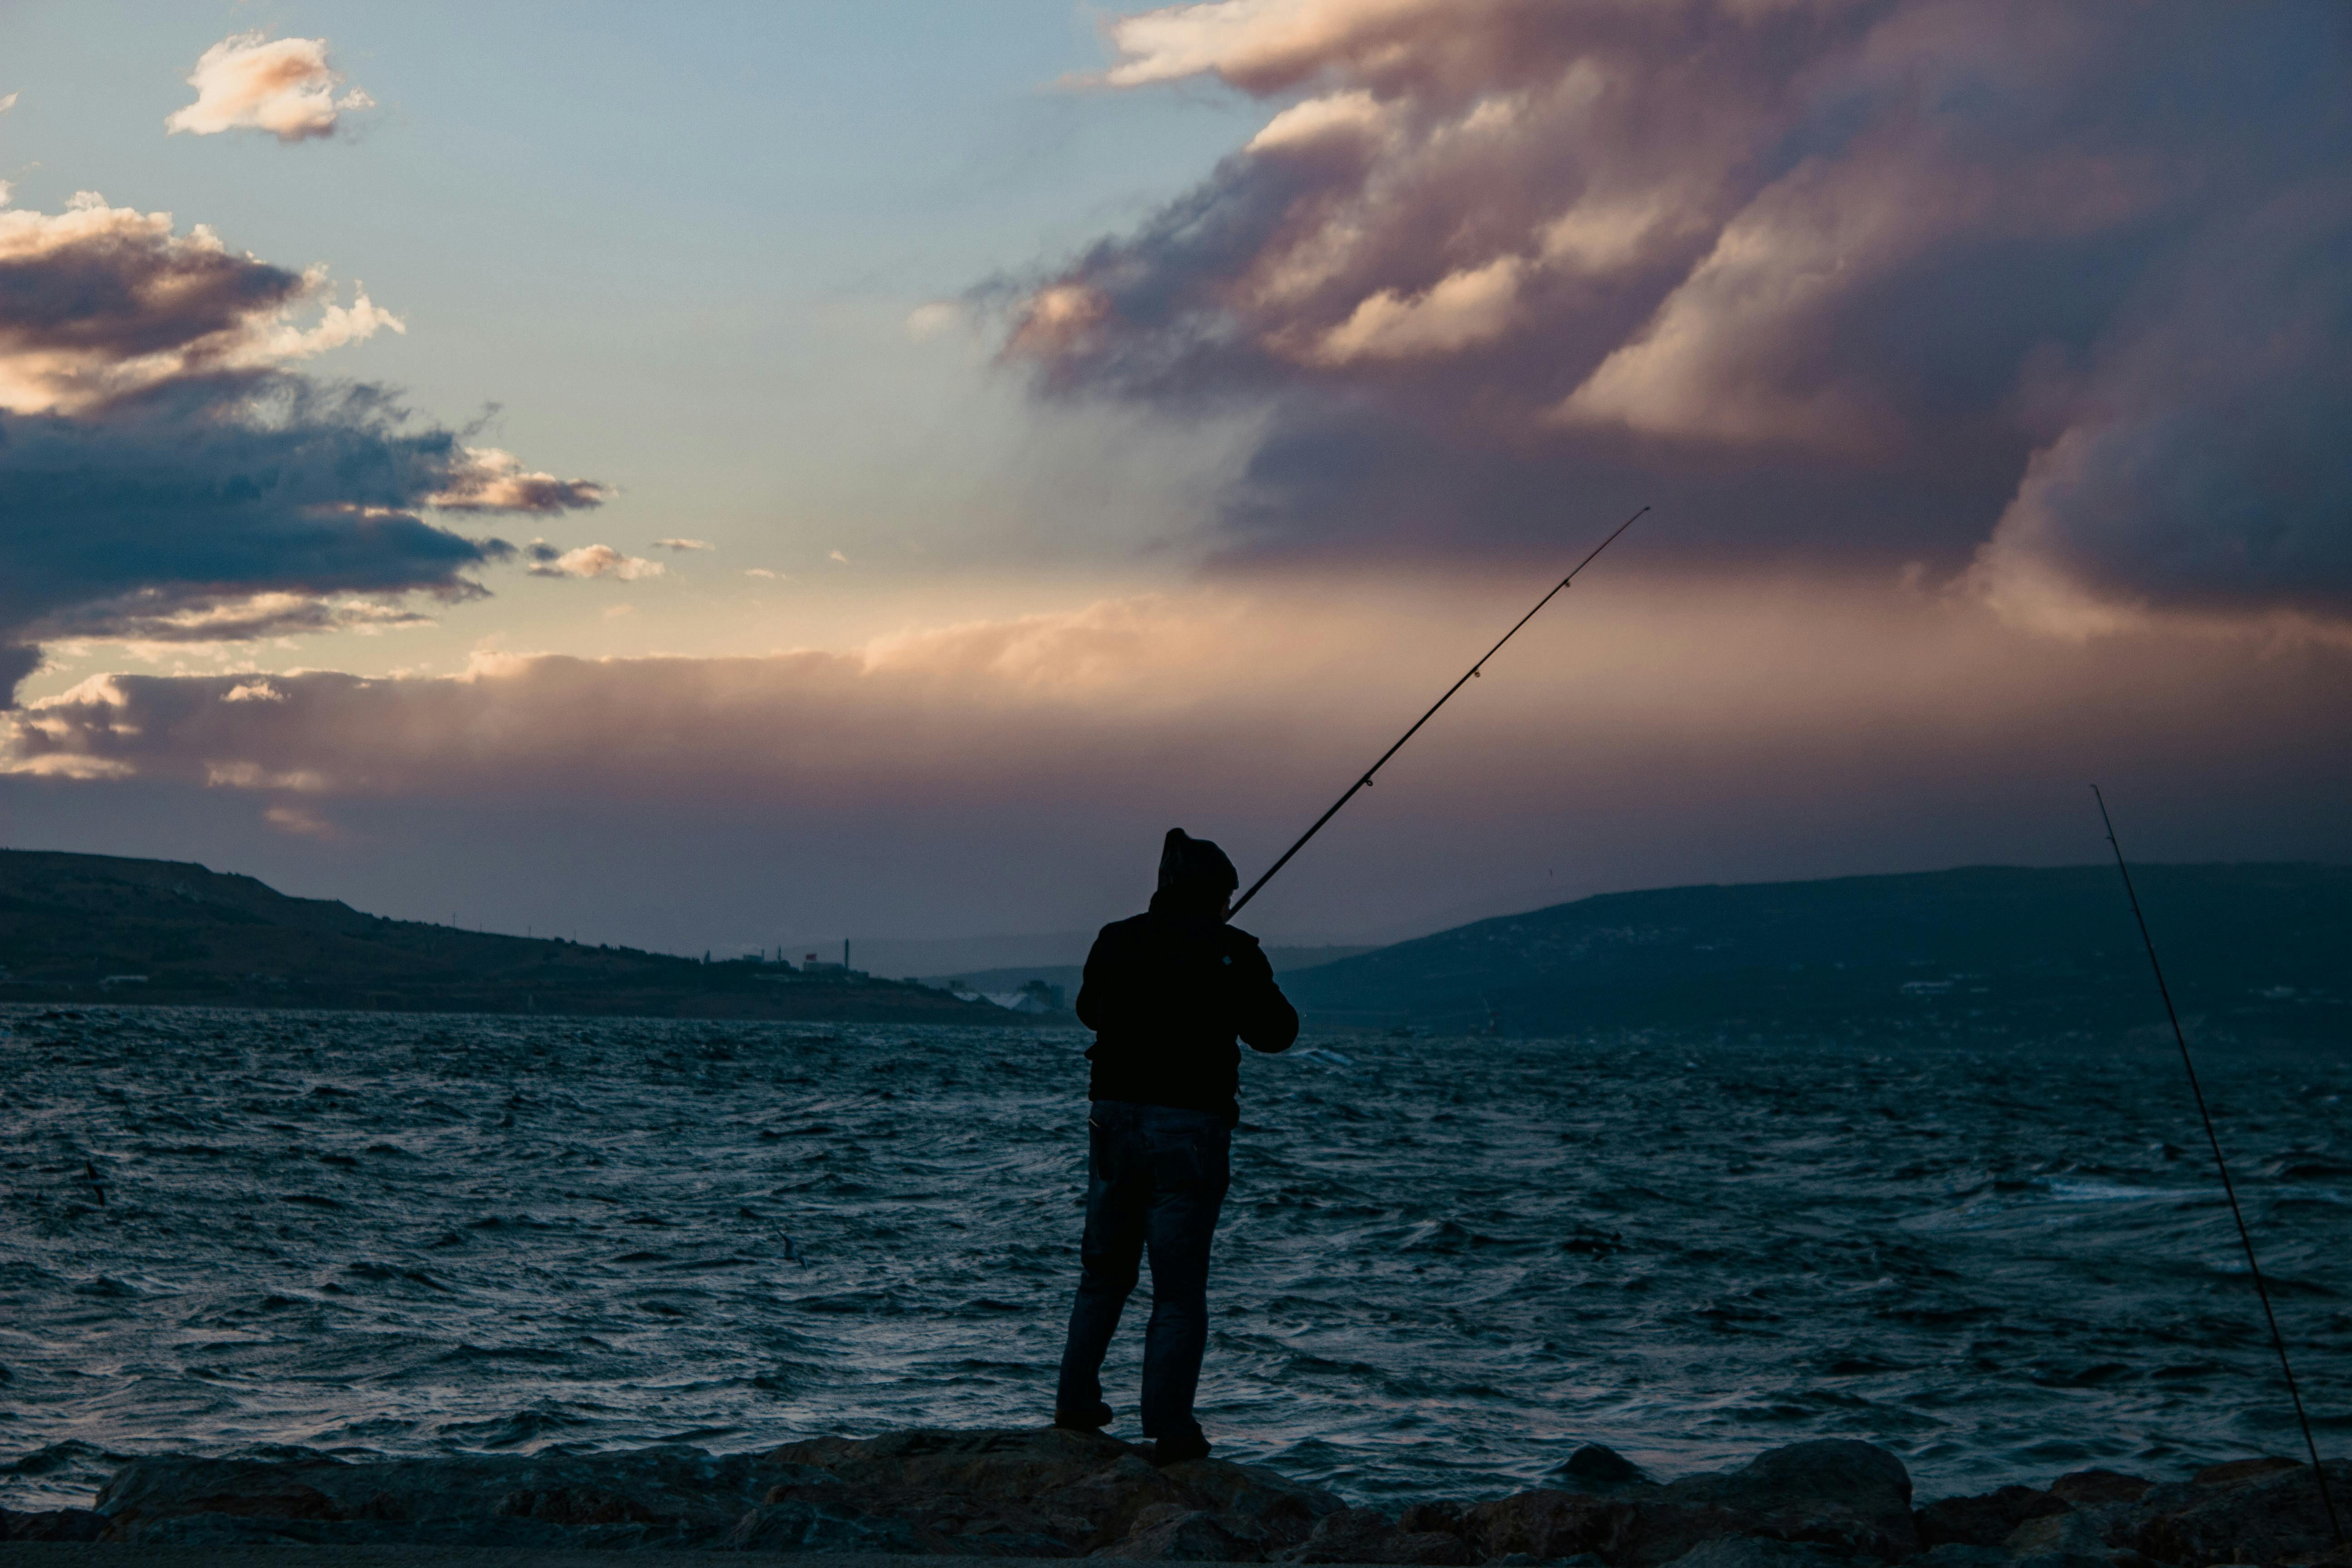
[1074,925,1117,1033]
[1231,941,1299,1054]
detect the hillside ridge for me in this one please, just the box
[0,849,1010,1024]
[1279,860,2350,1042]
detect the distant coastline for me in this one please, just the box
[0,849,1033,1025]
[1281,861,2352,1044]
[6,849,2345,1038]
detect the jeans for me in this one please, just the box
[1054,1100,1232,1441]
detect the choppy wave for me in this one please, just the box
[1,1005,2345,1509]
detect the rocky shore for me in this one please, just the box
[2,1427,2346,1567]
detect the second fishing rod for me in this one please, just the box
[1229,505,1650,920]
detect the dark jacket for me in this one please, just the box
[1076,890,1300,1126]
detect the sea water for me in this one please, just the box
[1,1005,2346,1509]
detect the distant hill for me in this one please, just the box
[0,850,1014,1024]
[1279,863,2352,1044]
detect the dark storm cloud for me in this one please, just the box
[1010,0,2352,631]
[0,643,39,699]
[0,195,607,701]
[0,373,573,677]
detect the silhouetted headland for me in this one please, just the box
[0,850,1013,1024]
[6,851,2346,1038]
[1281,862,2352,1044]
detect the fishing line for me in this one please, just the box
[2093,785,2343,1544]
[1230,505,1650,919]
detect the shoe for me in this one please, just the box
[1053,1401,1112,1431]
[1147,1430,1210,1467]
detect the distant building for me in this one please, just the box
[799,945,866,981]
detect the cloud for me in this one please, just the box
[525,544,664,581]
[166,33,374,142]
[2,584,2320,796]
[428,447,610,513]
[0,194,402,414]
[1,378,508,656]
[652,538,714,552]
[1093,0,1453,91]
[1971,179,2352,636]
[0,643,39,699]
[1308,255,1526,364]
[0,93,18,115]
[7,582,2348,943]
[264,801,340,838]
[1245,89,1395,157]
[743,568,783,579]
[1008,0,2352,631]
[0,193,605,702]
[905,302,963,341]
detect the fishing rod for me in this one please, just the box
[1229,505,1649,920]
[2092,786,2343,1545]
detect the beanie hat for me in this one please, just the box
[1158,828,1239,897]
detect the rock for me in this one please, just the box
[1399,1500,1466,1535]
[2192,1455,2303,1488]
[1556,1445,1653,1494]
[765,1424,1138,1500]
[1387,1529,1479,1565]
[1039,1452,1190,1549]
[1149,1446,1345,1546]
[1,1506,107,1542]
[2115,1456,2352,1566]
[762,1426,1343,1558]
[1282,1504,1402,1563]
[2003,1509,2109,1568]
[98,1427,2268,1563]
[2047,1467,2153,1506]
[1914,1483,2071,1548]
[1096,1504,1255,1560]
[93,1443,775,1548]
[1459,1440,1916,1567]
[82,1425,1341,1557]
[1463,1488,1637,1562]
[1659,1537,1852,1567]
[1279,1504,1472,1565]
[725,1495,926,1553]
[1633,1439,1918,1565]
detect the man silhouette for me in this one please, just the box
[1052,828,1299,1465]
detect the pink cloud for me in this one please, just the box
[525,544,664,582]
[166,33,373,143]
[429,447,611,514]
[6,581,2347,939]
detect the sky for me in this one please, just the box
[2,0,2348,961]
